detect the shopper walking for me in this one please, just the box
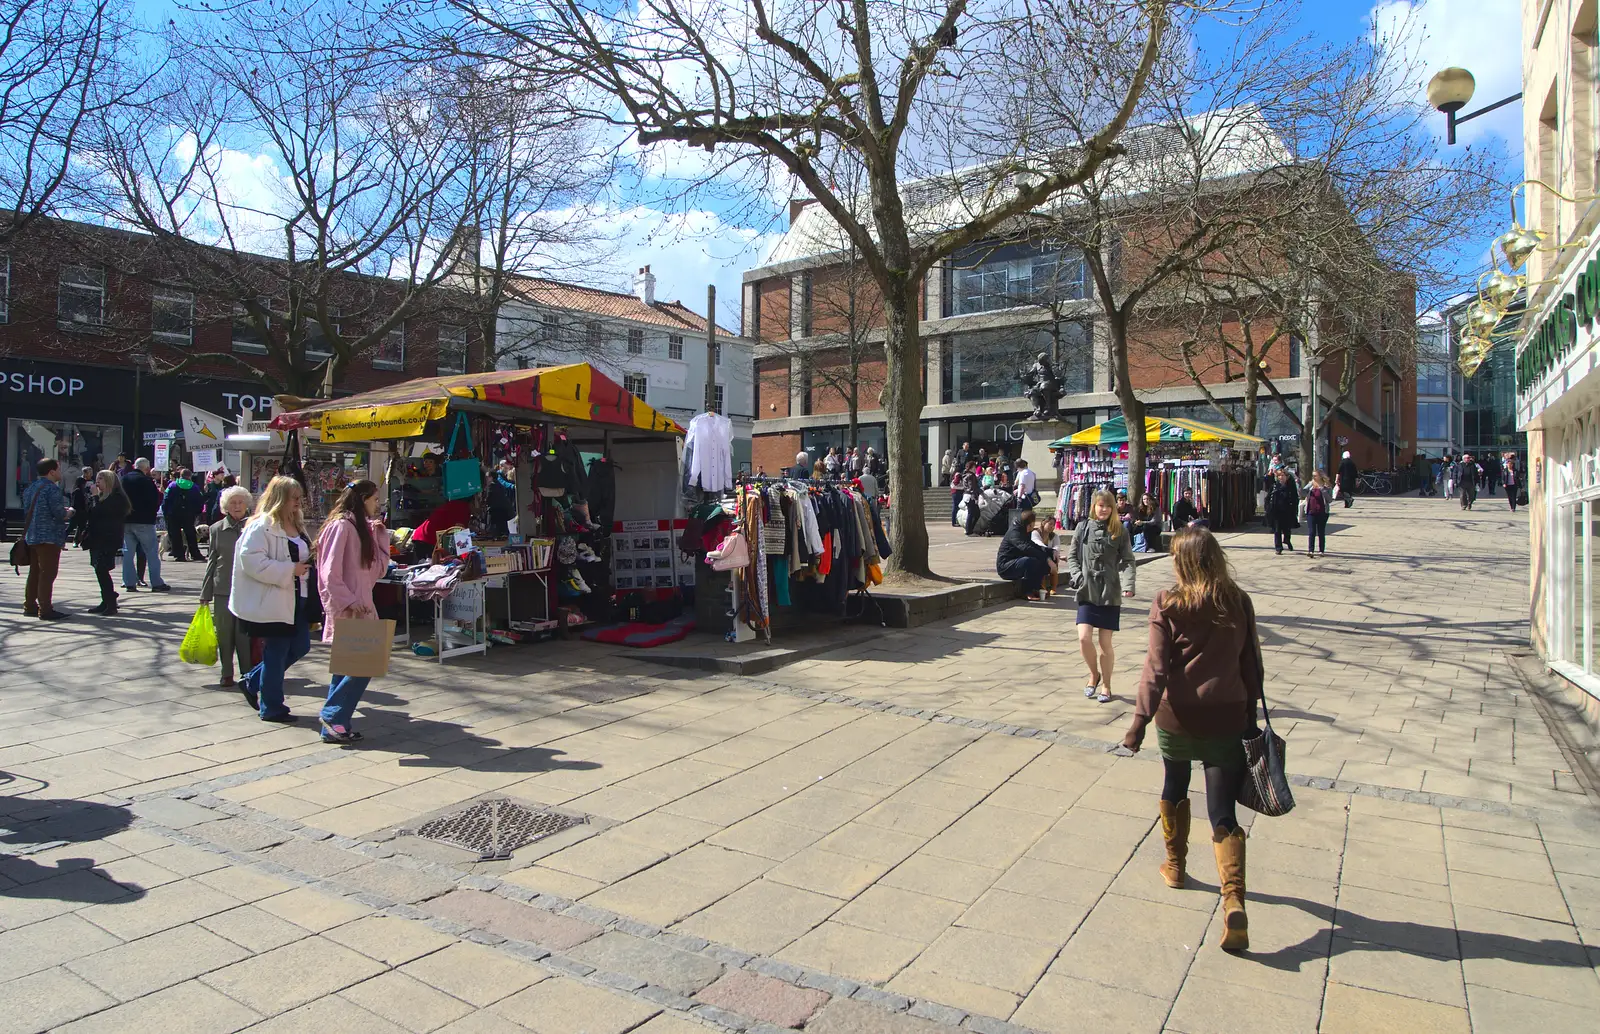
[996,508,1053,601]
[162,468,204,561]
[1265,468,1301,555]
[199,486,254,687]
[84,469,130,615]
[1121,526,1262,952]
[1459,453,1479,511]
[316,480,388,744]
[1303,471,1332,557]
[1068,489,1137,703]
[20,458,72,620]
[68,475,93,547]
[231,476,313,724]
[120,458,170,593]
[1335,451,1359,509]
[1503,454,1521,512]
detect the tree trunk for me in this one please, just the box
[882,293,929,575]
[1108,313,1148,509]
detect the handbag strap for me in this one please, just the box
[1245,593,1274,732]
[19,484,41,536]
[446,413,472,458]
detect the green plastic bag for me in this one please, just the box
[180,604,218,666]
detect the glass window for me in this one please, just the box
[944,323,1092,403]
[375,324,405,370]
[437,325,468,374]
[627,328,643,354]
[58,264,105,328]
[1417,402,1450,441]
[1417,363,1450,395]
[0,254,9,323]
[585,320,603,351]
[1574,505,1588,668]
[624,373,648,400]
[798,273,813,337]
[233,299,270,353]
[1289,334,1302,378]
[305,308,340,359]
[668,333,683,360]
[713,384,724,414]
[949,242,1086,316]
[7,418,124,508]
[714,342,722,366]
[152,288,194,344]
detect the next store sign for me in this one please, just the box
[1519,255,1600,394]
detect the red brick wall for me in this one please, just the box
[808,349,887,416]
[755,279,791,343]
[757,357,790,418]
[752,431,800,475]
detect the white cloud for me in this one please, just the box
[1372,0,1523,147]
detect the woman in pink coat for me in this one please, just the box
[315,480,388,744]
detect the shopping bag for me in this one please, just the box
[179,605,218,666]
[1237,704,1295,817]
[442,413,482,501]
[328,617,396,677]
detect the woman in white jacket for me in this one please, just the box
[230,476,313,723]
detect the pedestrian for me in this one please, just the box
[84,469,129,615]
[811,457,827,480]
[824,447,841,479]
[961,462,982,535]
[230,475,314,724]
[1304,470,1332,557]
[1171,487,1205,530]
[1335,450,1359,508]
[162,468,204,561]
[1068,489,1137,704]
[1130,496,1163,553]
[996,508,1053,602]
[1503,454,1521,512]
[199,486,254,688]
[1033,515,1061,598]
[68,474,93,547]
[792,451,811,480]
[950,460,967,526]
[940,448,955,487]
[1265,468,1301,554]
[20,458,73,620]
[1121,526,1261,952]
[200,470,226,525]
[1460,453,1479,511]
[120,458,171,593]
[1015,459,1039,508]
[316,479,388,744]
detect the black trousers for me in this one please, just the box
[1507,487,1519,511]
[1273,526,1294,551]
[169,519,200,559]
[1307,513,1328,553]
[998,555,1048,594]
[1162,757,1244,831]
[964,497,980,535]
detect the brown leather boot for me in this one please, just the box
[1158,799,1189,888]
[1213,825,1248,951]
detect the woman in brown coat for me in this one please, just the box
[1122,527,1263,951]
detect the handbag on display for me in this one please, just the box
[442,413,483,501]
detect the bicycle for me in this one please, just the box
[1358,470,1394,496]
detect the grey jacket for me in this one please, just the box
[1068,517,1137,606]
[199,515,247,604]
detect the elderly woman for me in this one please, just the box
[200,485,254,687]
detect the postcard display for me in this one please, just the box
[611,518,695,592]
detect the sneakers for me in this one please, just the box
[561,570,591,596]
[150,584,172,593]
[240,681,260,711]
[39,610,70,621]
[320,722,363,744]
[260,712,298,724]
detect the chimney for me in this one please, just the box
[789,198,814,227]
[634,265,656,306]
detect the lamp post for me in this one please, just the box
[1427,67,1522,145]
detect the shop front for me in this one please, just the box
[1517,230,1600,719]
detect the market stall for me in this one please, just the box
[269,364,688,660]
[1050,415,1263,531]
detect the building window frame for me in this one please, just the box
[58,264,106,330]
[375,323,405,370]
[437,324,468,374]
[304,307,341,360]
[627,327,644,355]
[713,384,724,415]
[624,372,648,401]
[232,299,272,354]
[668,333,683,360]
[151,286,195,345]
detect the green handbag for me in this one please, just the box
[442,413,482,501]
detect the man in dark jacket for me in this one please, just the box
[1265,469,1301,555]
[162,468,204,561]
[1336,451,1359,508]
[996,509,1053,600]
[120,458,171,593]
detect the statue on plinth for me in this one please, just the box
[1022,352,1064,422]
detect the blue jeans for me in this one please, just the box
[122,523,165,589]
[951,493,961,526]
[322,675,371,729]
[245,619,311,719]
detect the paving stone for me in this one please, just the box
[51,978,261,1034]
[241,993,410,1033]
[1466,984,1600,1034]
[676,879,842,956]
[325,914,457,965]
[567,931,724,994]
[696,969,830,1028]
[428,889,602,950]
[1320,981,1470,1034]
[775,920,922,984]
[337,861,458,905]
[200,935,386,1016]
[1011,972,1168,1034]
[197,903,314,953]
[255,885,373,932]
[0,967,117,1034]
[1165,975,1325,1034]
[887,968,1020,1024]
[491,974,661,1032]
[263,837,369,877]
[400,941,545,1007]
[76,880,241,940]
[804,997,955,1034]
[66,922,249,1000]
[340,970,476,1033]
[193,816,293,852]
[130,797,222,829]
[0,913,122,982]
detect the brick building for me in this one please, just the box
[741,119,1415,487]
[0,216,484,515]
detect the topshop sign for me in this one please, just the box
[2,371,86,396]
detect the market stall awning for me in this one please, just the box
[1050,415,1265,448]
[268,364,685,443]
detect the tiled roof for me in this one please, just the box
[503,274,736,336]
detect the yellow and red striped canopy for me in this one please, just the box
[1050,415,1264,447]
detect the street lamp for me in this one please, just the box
[1427,67,1522,145]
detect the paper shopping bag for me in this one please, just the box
[328,618,396,677]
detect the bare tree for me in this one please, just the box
[416,0,1174,575]
[0,0,147,245]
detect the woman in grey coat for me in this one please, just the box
[1068,489,1137,703]
[199,486,254,687]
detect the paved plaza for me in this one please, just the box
[2,496,1598,1034]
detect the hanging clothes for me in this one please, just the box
[686,412,734,492]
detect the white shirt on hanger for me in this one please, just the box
[686,412,734,493]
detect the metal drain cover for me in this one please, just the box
[411,799,585,861]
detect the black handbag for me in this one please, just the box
[8,492,41,573]
[1237,602,1295,817]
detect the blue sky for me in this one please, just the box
[127,0,1523,328]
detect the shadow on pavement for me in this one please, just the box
[0,780,148,905]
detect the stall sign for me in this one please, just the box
[144,429,178,443]
[152,439,171,470]
[191,448,220,472]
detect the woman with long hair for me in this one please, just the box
[230,476,313,723]
[1067,489,1136,703]
[1122,527,1262,952]
[316,480,388,744]
[1303,471,1332,557]
[84,469,130,615]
